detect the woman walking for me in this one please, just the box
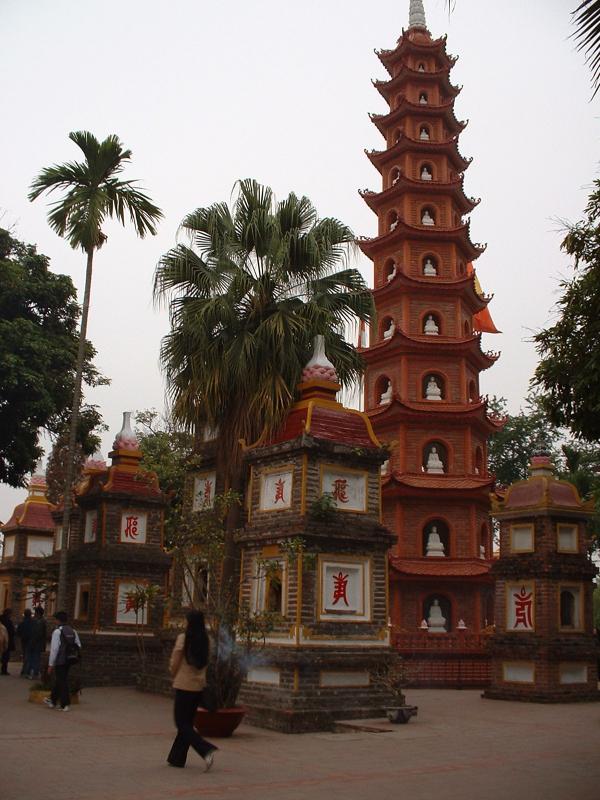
[167,611,217,770]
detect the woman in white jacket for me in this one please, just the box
[167,610,217,770]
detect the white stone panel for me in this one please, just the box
[510,525,534,552]
[120,511,147,543]
[321,467,367,512]
[246,666,281,685]
[559,663,588,684]
[84,510,98,543]
[260,469,293,511]
[26,535,53,558]
[503,662,535,683]
[3,535,15,558]
[320,671,370,687]
[319,557,371,622]
[116,582,148,625]
[506,583,535,631]
[557,525,578,552]
[192,471,216,511]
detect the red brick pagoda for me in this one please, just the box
[359,0,503,685]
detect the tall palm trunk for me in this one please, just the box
[56,248,94,609]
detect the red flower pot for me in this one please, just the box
[194,706,246,737]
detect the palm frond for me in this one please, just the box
[572,1,600,97]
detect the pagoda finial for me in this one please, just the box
[408,0,427,29]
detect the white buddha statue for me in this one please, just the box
[387,262,397,282]
[423,258,437,276]
[379,380,393,405]
[427,599,447,633]
[418,63,425,72]
[421,209,434,225]
[426,526,445,557]
[419,126,430,140]
[390,219,398,231]
[383,319,395,340]
[380,459,390,475]
[479,544,486,559]
[419,93,428,105]
[424,315,439,335]
[392,170,401,185]
[425,375,442,401]
[426,446,444,474]
[420,166,432,181]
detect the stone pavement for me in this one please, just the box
[2,669,600,800]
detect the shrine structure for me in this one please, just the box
[237,336,395,732]
[484,451,600,702]
[51,413,171,686]
[358,0,503,685]
[0,465,55,613]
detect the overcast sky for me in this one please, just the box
[1,0,598,520]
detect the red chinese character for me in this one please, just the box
[274,478,286,504]
[32,590,42,607]
[124,595,136,613]
[513,585,533,629]
[331,478,349,503]
[332,571,349,606]
[123,515,139,539]
[203,480,213,505]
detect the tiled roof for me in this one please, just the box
[390,557,491,577]
[1,500,55,533]
[501,476,586,512]
[270,400,380,448]
[385,472,493,491]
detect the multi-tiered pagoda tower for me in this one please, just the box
[359,1,503,685]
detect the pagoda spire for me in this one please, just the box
[408,0,427,29]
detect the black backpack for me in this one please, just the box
[59,625,81,666]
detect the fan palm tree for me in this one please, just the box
[29,131,162,607]
[154,178,374,585]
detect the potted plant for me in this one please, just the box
[373,655,418,724]
[171,491,279,737]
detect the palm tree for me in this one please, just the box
[29,131,163,608]
[154,178,374,586]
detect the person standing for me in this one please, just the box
[167,610,217,770]
[44,611,81,711]
[0,608,15,675]
[16,608,33,676]
[26,607,47,679]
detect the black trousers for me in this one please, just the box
[1,649,10,674]
[167,690,216,767]
[50,664,71,708]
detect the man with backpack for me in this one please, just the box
[44,611,81,712]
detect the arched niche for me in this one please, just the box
[417,61,426,72]
[393,127,403,144]
[468,379,477,402]
[422,254,438,276]
[423,594,451,632]
[423,440,447,474]
[474,446,484,475]
[422,372,444,401]
[423,311,441,336]
[479,522,488,558]
[420,162,433,181]
[422,518,450,557]
[420,206,435,226]
[419,91,428,105]
[389,166,401,187]
[376,374,392,406]
[419,124,430,140]
[384,258,397,282]
[381,315,395,341]
[387,209,399,232]
[560,590,577,628]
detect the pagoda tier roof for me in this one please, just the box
[1,498,55,533]
[372,65,460,103]
[366,134,471,174]
[360,327,499,372]
[376,33,456,76]
[367,396,504,435]
[389,556,492,578]
[370,97,466,138]
[357,218,486,263]
[390,557,492,580]
[360,175,478,216]
[373,269,490,314]
[382,470,494,500]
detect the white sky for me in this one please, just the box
[1,0,598,521]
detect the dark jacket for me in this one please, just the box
[29,618,47,652]
[17,616,33,646]
[0,614,15,651]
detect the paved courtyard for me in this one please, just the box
[2,669,600,800]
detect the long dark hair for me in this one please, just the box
[184,610,209,669]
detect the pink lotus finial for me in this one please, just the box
[301,335,339,383]
[112,412,139,451]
